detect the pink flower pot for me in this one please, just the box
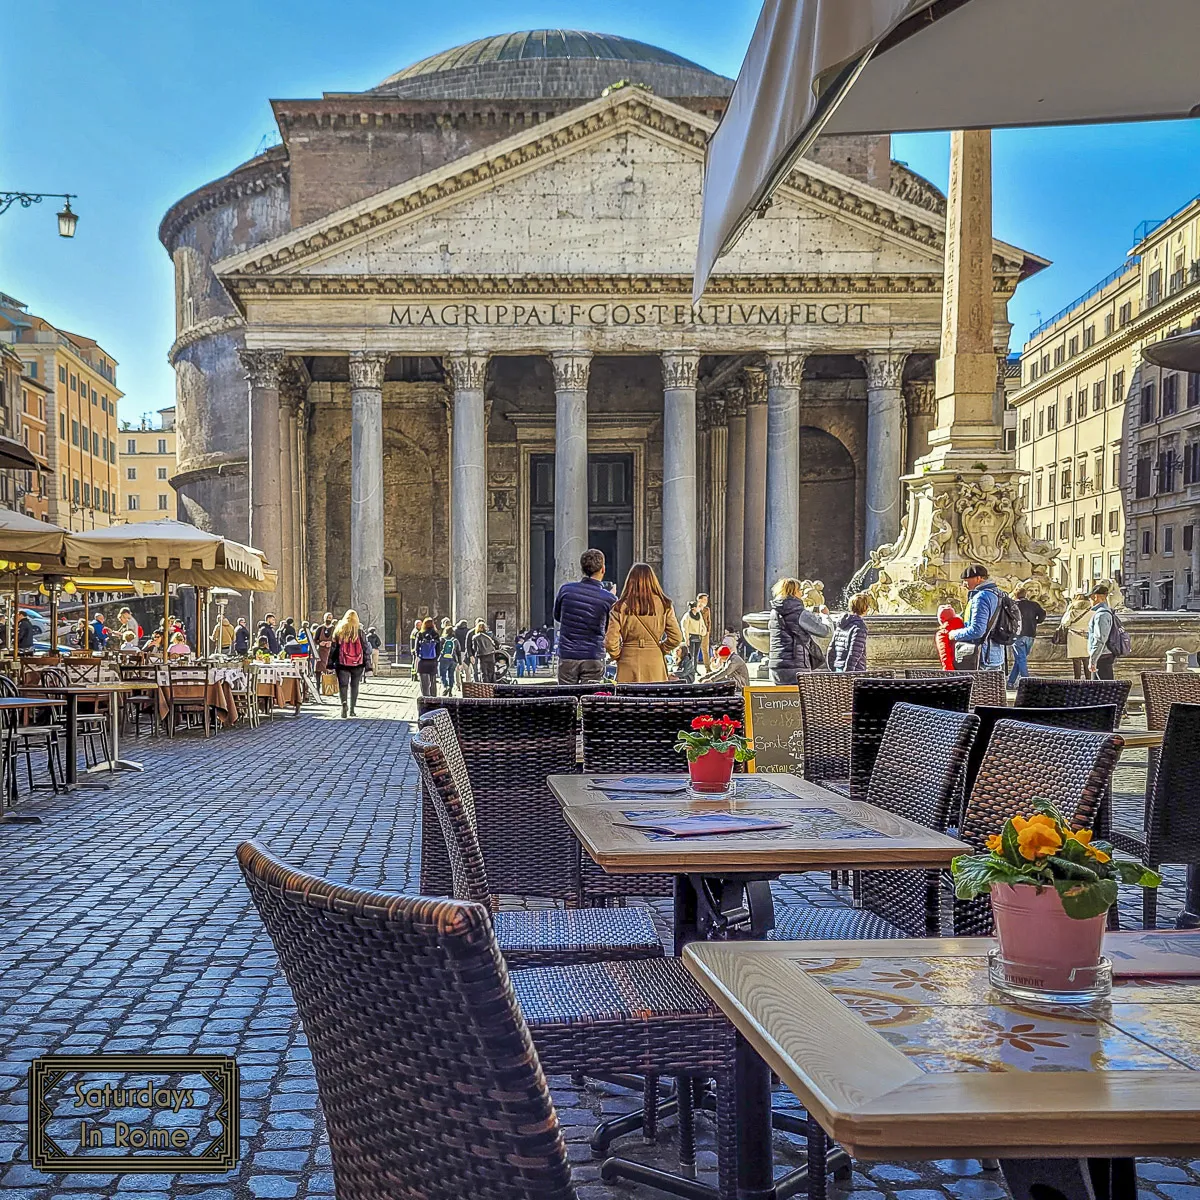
[688,747,736,794]
[990,882,1107,992]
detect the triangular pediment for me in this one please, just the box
[216,89,1038,296]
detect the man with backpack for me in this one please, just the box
[1087,582,1127,679]
[467,619,498,683]
[948,564,1019,670]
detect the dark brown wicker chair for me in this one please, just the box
[848,677,973,802]
[411,721,663,967]
[905,668,1006,710]
[414,697,580,900]
[1109,702,1200,928]
[460,681,495,698]
[616,681,741,698]
[771,704,979,941]
[239,841,739,1199]
[493,682,612,700]
[578,694,746,903]
[1140,672,1200,730]
[955,720,1124,935]
[1015,676,1131,720]
[795,674,855,787]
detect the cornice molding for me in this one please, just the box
[159,154,289,251]
[167,314,245,365]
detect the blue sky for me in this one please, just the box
[3,0,1199,422]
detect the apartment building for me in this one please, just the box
[0,294,123,529]
[1012,188,1200,609]
[17,374,51,520]
[119,408,177,522]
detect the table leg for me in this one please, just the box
[64,693,78,787]
[1177,864,1200,930]
[86,689,142,775]
[735,1032,775,1200]
[674,874,699,950]
[1000,1158,1136,1200]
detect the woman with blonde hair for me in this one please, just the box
[767,577,832,684]
[1058,590,1093,680]
[328,609,372,717]
[604,563,683,683]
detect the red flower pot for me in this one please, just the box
[990,882,1107,992]
[689,747,736,795]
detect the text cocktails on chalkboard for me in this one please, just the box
[743,686,803,774]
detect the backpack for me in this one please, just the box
[473,632,497,657]
[441,636,458,660]
[417,634,438,661]
[1106,610,1132,658]
[986,590,1021,647]
[340,636,363,668]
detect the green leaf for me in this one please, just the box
[1029,798,1069,827]
[951,853,1034,899]
[1057,837,1091,866]
[1114,861,1162,887]
[1044,854,1101,883]
[1000,819,1022,865]
[1053,878,1118,920]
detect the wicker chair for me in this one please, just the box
[772,704,980,942]
[848,677,973,802]
[460,681,495,698]
[616,681,741,698]
[795,674,855,787]
[905,668,1006,710]
[414,697,581,900]
[411,721,663,967]
[578,694,746,904]
[238,841,738,1200]
[955,720,1124,935]
[1015,676,1131,720]
[1140,671,1200,730]
[1110,702,1200,928]
[494,683,612,700]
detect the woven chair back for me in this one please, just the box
[858,704,980,937]
[795,673,855,783]
[904,668,1006,710]
[580,694,745,773]
[493,683,610,699]
[1145,702,1200,867]
[461,681,495,699]
[1015,676,1131,721]
[237,841,575,1200]
[414,697,580,900]
[616,681,741,698]
[849,677,973,802]
[1140,672,1200,731]
[411,726,491,904]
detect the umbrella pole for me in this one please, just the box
[12,572,18,660]
[163,571,170,649]
[84,591,89,651]
[197,586,203,657]
[48,582,58,658]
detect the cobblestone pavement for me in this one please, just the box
[0,678,1195,1200]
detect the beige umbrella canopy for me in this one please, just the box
[0,507,67,563]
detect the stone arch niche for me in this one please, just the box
[797,427,857,601]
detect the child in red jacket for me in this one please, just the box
[936,605,965,671]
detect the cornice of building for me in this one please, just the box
[167,313,245,365]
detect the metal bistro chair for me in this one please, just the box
[955,720,1124,936]
[579,693,746,906]
[1015,676,1132,721]
[1110,702,1200,929]
[0,676,64,802]
[166,663,216,737]
[62,656,103,685]
[40,666,111,768]
[229,664,260,728]
[414,697,581,901]
[116,661,161,738]
[771,704,979,942]
[238,841,740,1200]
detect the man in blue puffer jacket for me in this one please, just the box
[948,564,1004,669]
[552,548,616,684]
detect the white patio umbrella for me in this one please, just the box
[694,0,1200,301]
[0,508,67,561]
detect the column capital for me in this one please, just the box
[278,360,310,412]
[857,350,908,391]
[661,350,701,391]
[348,350,388,391]
[743,366,768,407]
[723,382,747,419]
[766,352,806,390]
[707,392,727,427]
[444,352,489,392]
[550,350,591,392]
[904,378,937,417]
[238,348,286,389]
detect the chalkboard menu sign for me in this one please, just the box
[743,686,803,774]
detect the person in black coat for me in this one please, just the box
[767,578,833,685]
[257,614,280,656]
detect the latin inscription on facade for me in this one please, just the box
[388,302,871,328]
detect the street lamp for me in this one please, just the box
[0,191,79,238]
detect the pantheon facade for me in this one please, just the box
[160,30,1043,642]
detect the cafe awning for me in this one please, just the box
[0,507,66,561]
[694,0,1200,301]
[0,435,46,474]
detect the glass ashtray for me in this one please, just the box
[987,948,1112,1006]
[687,780,736,800]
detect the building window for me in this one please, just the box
[157,438,167,455]
[1092,379,1105,410]
[1074,516,1085,539]
[157,494,169,510]
[1028,361,1039,383]
[1108,510,1120,533]
[91,389,97,405]
[1142,529,1153,556]
[72,478,80,504]
[1185,525,1195,553]
[1046,404,1057,431]
[1035,474,1043,506]
[1059,519,1070,542]
[1136,455,1153,498]
[1033,525,1043,541]
[1003,427,1016,451]
[1163,373,1179,416]
[1053,346,1065,367]
[1112,370,1125,404]
[1094,451,1105,489]
[1103,313,1114,337]
[127,495,139,511]
[58,365,66,384]
[1158,450,1177,494]
[126,438,136,455]
[70,374,77,392]
[1141,383,1156,422]
[126,467,136,481]
[1164,526,1174,554]
[1068,336,1080,357]
[71,420,79,447]
[1119,301,1133,326]
[1020,415,1032,443]
[1038,409,1045,436]
[82,483,90,506]
[59,412,65,439]
[1048,469,1057,501]
[1148,268,1163,306]
[38,433,44,457]
[157,466,168,480]
[91,431,99,456]
[1083,325,1095,349]
[1061,467,1072,499]
[1065,394,1073,423]
[1041,354,1051,375]
[1184,443,1200,485]
[101,491,108,513]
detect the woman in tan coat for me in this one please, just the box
[1059,590,1093,679]
[604,563,683,683]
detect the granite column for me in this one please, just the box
[859,350,908,553]
[723,382,747,628]
[742,367,768,613]
[348,351,387,637]
[765,353,804,591]
[661,351,700,606]
[239,348,285,621]
[446,353,489,625]
[551,352,592,597]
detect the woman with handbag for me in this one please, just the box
[1057,591,1093,680]
[603,563,683,683]
[767,577,832,685]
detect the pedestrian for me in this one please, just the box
[16,611,33,654]
[552,548,617,684]
[232,617,251,657]
[413,617,440,697]
[117,607,141,639]
[314,611,334,674]
[467,619,498,683]
[604,562,682,683]
[936,605,965,671]
[438,621,462,695]
[118,629,140,655]
[671,643,697,683]
[1058,590,1093,679]
[1008,584,1046,686]
[829,592,871,673]
[144,629,164,657]
[706,641,751,690]
[74,618,94,651]
[767,577,832,685]
[680,600,707,668]
[536,630,550,670]
[328,608,372,717]
[257,612,281,656]
[91,610,107,647]
[514,633,527,678]
[366,626,383,673]
[211,613,235,653]
[523,630,540,675]
[696,592,712,668]
[947,565,1005,670]
[408,619,422,681]
[167,631,191,658]
[1086,583,1116,680]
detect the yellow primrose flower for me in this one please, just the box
[1068,828,1111,863]
[1016,821,1062,860]
[985,834,1003,854]
[1011,813,1058,834]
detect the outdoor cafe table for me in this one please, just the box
[21,682,148,786]
[0,696,65,822]
[684,931,1200,1200]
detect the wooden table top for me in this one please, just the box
[0,696,65,710]
[684,931,1200,1161]
[21,682,150,696]
[1117,728,1164,750]
[548,773,967,874]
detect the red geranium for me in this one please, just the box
[691,715,716,730]
[676,712,753,764]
